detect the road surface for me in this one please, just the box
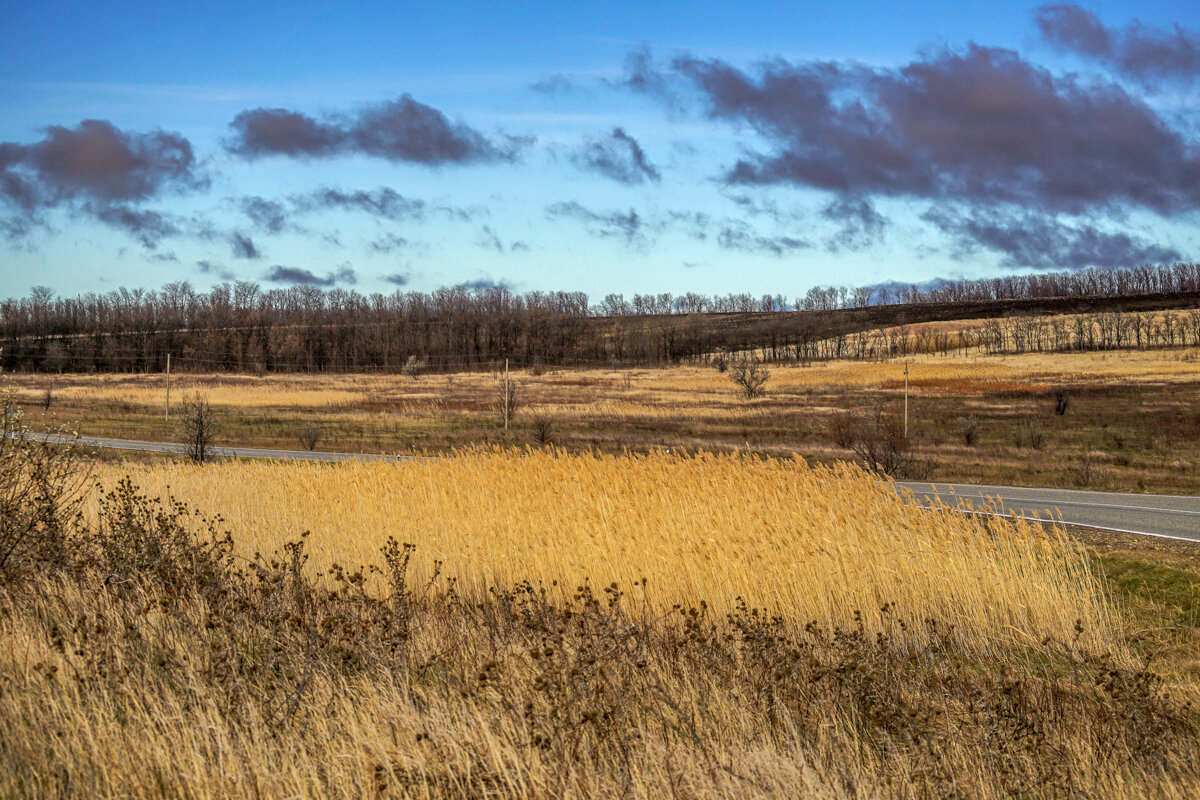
[897,481,1200,542]
[24,432,398,463]
[19,433,1200,541]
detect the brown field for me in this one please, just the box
[8,344,1200,492]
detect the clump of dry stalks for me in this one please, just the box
[0,400,1198,798]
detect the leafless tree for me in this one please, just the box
[728,356,770,399]
[178,392,219,464]
[297,424,321,451]
[844,407,931,479]
[41,385,53,410]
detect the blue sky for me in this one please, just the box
[1,0,1197,300]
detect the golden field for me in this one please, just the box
[4,435,1200,798]
[87,449,1116,655]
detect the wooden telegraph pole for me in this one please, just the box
[165,353,171,420]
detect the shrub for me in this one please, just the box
[1015,416,1046,450]
[728,356,770,399]
[956,414,980,447]
[529,414,555,445]
[297,424,322,451]
[177,392,218,464]
[0,392,89,582]
[1054,389,1070,416]
[401,355,425,380]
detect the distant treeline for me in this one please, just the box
[2,263,1200,373]
[798,310,1200,363]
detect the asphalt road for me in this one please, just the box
[25,432,398,463]
[897,481,1200,542]
[19,433,1200,541]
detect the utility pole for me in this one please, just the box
[503,357,510,431]
[903,360,909,439]
[165,353,171,421]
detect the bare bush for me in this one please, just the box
[956,415,979,447]
[0,392,89,581]
[1054,389,1070,416]
[842,407,932,479]
[1015,417,1046,450]
[178,392,219,464]
[829,410,858,449]
[401,355,425,381]
[529,414,555,445]
[713,350,730,373]
[41,385,53,410]
[297,424,322,451]
[728,356,770,399]
[1074,451,1098,487]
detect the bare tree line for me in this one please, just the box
[2,262,1199,373]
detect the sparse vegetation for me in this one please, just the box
[4,344,1200,492]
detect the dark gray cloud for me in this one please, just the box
[633,46,1200,217]
[571,128,661,184]
[459,278,513,291]
[226,109,342,157]
[227,95,522,164]
[923,207,1182,269]
[240,196,289,234]
[231,232,261,260]
[1,120,205,244]
[474,224,527,253]
[1036,4,1200,87]
[290,187,427,221]
[717,222,812,256]
[3,120,204,204]
[822,197,887,251]
[264,264,357,286]
[530,73,579,95]
[85,203,181,249]
[196,260,237,281]
[546,201,647,245]
[369,233,410,254]
[381,272,411,286]
[476,225,504,252]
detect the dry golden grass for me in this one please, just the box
[90,449,1118,657]
[6,438,1200,799]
